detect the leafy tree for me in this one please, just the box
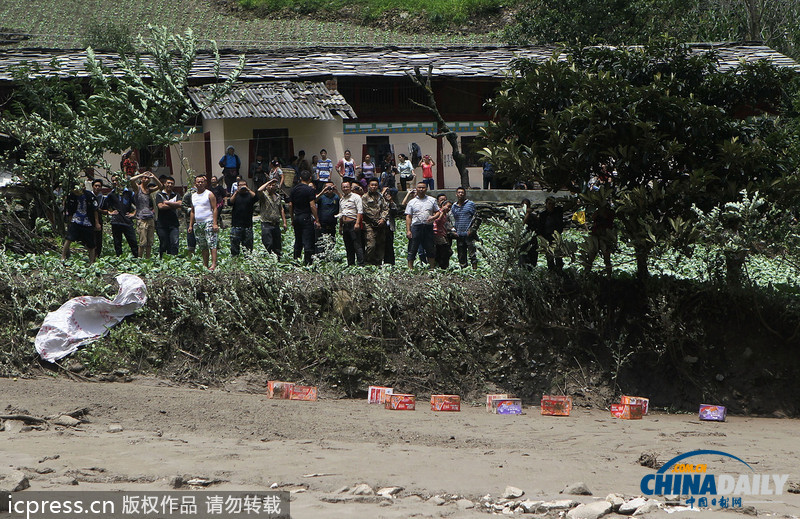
[480,43,798,279]
[0,62,106,235]
[85,25,245,168]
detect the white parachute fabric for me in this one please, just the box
[35,274,147,362]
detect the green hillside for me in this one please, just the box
[0,0,499,49]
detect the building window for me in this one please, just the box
[254,129,291,166]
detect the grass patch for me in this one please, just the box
[0,0,498,49]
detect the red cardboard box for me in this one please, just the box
[267,381,295,399]
[289,385,318,401]
[386,394,416,411]
[610,403,643,419]
[699,404,727,422]
[486,393,511,412]
[368,386,393,404]
[431,395,461,412]
[541,395,572,416]
[492,398,523,415]
[621,395,650,415]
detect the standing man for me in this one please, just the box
[219,145,241,194]
[315,149,334,192]
[361,178,389,266]
[228,178,257,256]
[288,170,320,265]
[106,176,138,257]
[61,183,100,264]
[188,175,219,271]
[405,182,441,268]
[257,178,287,257]
[155,175,182,257]
[250,154,268,188]
[482,160,495,190]
[209,175,228,228]
[130,171,163,259]
[91,179,106,258]
[338,180,364,267]
[451,187,478,269]
[316,181,340,253]
[336,149,357,184]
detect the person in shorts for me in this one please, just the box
[188,176,219,271]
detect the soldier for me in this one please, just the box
[361,178,389,266]
[257,178,287,257]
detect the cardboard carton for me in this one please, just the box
[610,403,643,419]
[386,394,416,411]
[486,393,510,412]
[368,386,393,404]
[492,398,523,415]
[621,395,650,415]
[699,404,727,422]
[289,385,318,401]
[267,381,295,399]
[540,395,572,416]
[431,394,461,412]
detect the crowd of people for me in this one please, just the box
[61,146,614,274]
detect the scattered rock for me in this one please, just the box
[567,500,612,519]
[350,483,374,496]
[35,467,54,475]
[270,483,279,489]
[49,476,79,486]
[3,420,30,434]
[107,424,124,433]
[633,499,660,516]
[541,499,580,510]
[38,455,60,463]
[788,481,800,494]
[0,470,30,492]
[377,486,403,498]
[319,495,386,504]
[428,496,446,506]
[169,476,183,489]
[455,498,474,509]
[333,485,350,494]
[53,415,81,427]
[519,500,544,513]
[503,485,524,498]
[638,452,662,469]
[562,482,592,495]
[733,505,757,516]
[606,494,624,511]
[619,497,647,515]
[403,495,423,502]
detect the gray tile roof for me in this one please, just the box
[188,81,356,120]
[0,43,796,83]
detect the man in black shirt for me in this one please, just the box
[105,177,138,257]
[315,181,340,254]
[155,175,182,257]
[288,170,320,265]
[228,179,257,256]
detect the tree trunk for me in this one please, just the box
[407,66,471,188]
[725,251,746,287]
[634,244,650,280]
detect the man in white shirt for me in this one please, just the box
[188,176,219,271]
[337,180,364,267]
[404,181,441,268]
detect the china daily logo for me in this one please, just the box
[640,450,790,509]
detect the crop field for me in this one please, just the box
[0,0,497,49]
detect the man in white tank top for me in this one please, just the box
[188,175,219,271]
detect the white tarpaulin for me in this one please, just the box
[35,274,147,362]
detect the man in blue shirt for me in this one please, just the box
[451,187,478,269]
[218,145,241,194]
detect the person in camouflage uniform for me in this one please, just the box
[361,178,389,266]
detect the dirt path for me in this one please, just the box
[1,376,798,518]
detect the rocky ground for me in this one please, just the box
[1,376,799,518]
